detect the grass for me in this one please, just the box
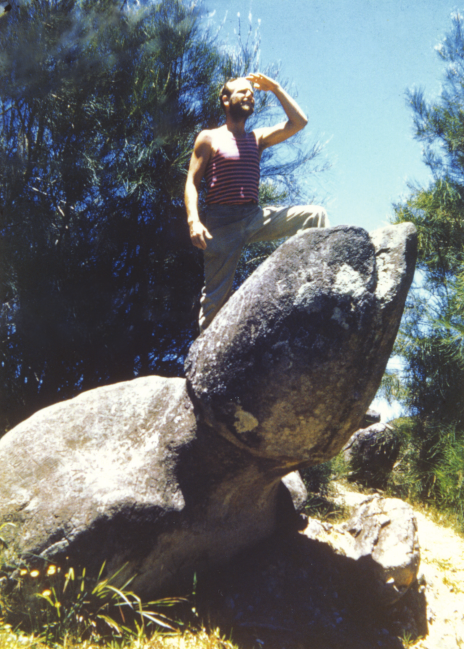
[0,623,238,649]
[3,561,185,642]
[0,522,241,649]
[400,630,424,648]
[303,492,349,524]
[401,496,464,537]
[0,542,197,649]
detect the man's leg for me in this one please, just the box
[247,204,329,243]
[199,246,244,333]
[199,204,328,332]
[199,205,255,333]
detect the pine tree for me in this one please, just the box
[390,11,464,521]
[1,0,224,430]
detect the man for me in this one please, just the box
[185,72,329,333]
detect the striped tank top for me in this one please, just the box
[205,131,260,205]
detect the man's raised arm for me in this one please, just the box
[185,131,213,250]
[247,72,308,151]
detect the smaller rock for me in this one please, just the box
[303,495,420,605]
[281,471,308,512]
[343,422,401,488]
[303,518,333,540]
[343,496,420,604]
[361,409,381,427]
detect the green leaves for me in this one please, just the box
[0,0,220,430]
[389,12,464,529]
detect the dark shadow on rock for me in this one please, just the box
[194,531,427,649]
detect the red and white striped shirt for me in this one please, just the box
[205,131,260,205]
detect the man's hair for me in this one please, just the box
[219,79,236,113]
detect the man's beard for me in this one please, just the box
[229,102,254,120]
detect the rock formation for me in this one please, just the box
[0,224,417,597]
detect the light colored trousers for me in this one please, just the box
[199,203,329,332]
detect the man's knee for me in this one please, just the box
[320,207,329,228]
[312,206,329,228]
[300,206,329,230]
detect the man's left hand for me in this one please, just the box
[246,73,280,93]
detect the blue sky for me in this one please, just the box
[205,0,452,233]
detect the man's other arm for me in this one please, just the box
[247,73,308,151]
[185,131,213,250]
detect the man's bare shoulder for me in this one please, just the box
[195,126,225,145]
[194,129,211,144]
[195,126,227,155]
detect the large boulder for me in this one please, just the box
[186,224,416,466]
[0,224,417,596]
[0,377,284,596]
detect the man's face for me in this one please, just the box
[224,79,255,120]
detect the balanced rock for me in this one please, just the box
[0,224,416,596]
[362,408,381,426]
[186,224,416,465]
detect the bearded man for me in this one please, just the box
[185,72,329,333]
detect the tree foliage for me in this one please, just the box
[1,0,224,431]
[0,0,327,433]
[390,11,464,523]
